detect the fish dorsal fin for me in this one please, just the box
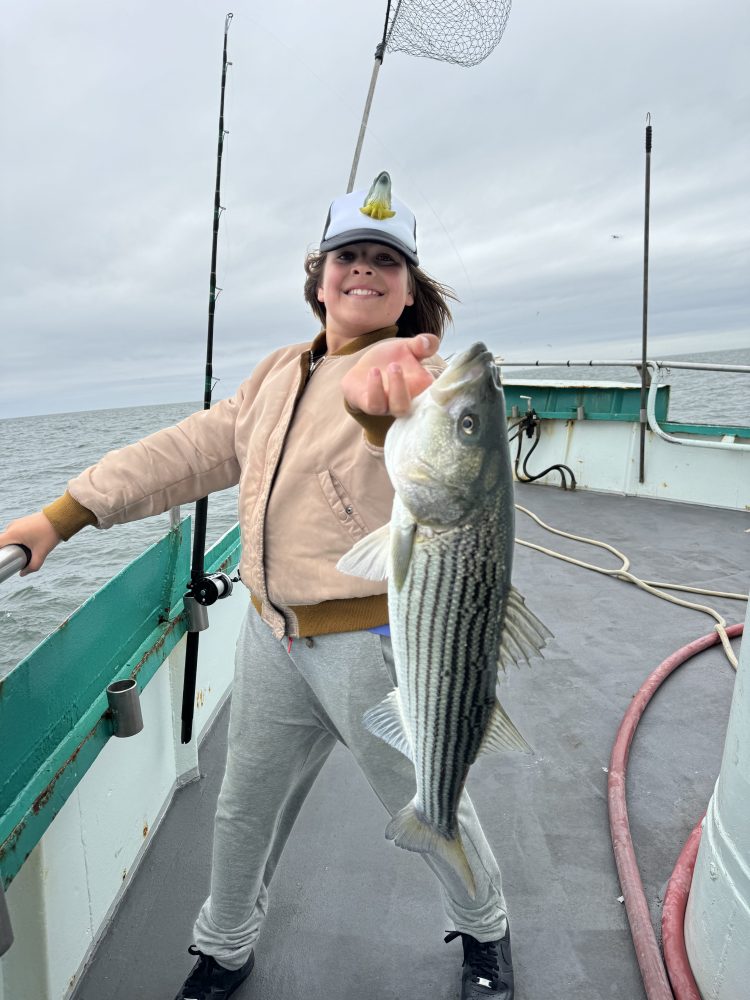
[362,689,413,760]
[496,585,554,672]
[336,523,391,581]
[478,698,532,755]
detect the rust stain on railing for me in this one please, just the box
[31,726,101,816]
[130,613,183,680]
[2,614,184,877]
[0,720,103,871]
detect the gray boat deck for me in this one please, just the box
[70,483,748,1000]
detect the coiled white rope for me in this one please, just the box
[514,503,745,669]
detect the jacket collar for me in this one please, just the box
[309,325,399,359]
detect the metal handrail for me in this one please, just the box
[0,545,30,585]
[499,358,750,453]
[500,359,750,375]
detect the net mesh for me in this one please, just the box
[384,0,512,67]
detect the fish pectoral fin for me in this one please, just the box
[497,585,554,671]
[478,698,533,755]
[385,802,477,899]
[363,689,413,759]
[390,519,416,591]
[336,523,391,580]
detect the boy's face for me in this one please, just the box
[317,242,414,342]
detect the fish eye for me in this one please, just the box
[459,412,479,436]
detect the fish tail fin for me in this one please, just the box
[385,801,476,899]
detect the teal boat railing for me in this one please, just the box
[503,381,671,424]
[503,359,750,442]
[0,517,241,889]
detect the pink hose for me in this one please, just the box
[607,622,744,1000]
[662,818,704,1000]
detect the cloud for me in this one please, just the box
[2,0,748,417]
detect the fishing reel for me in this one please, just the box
[183,572,234,634]
[189,571,234,606]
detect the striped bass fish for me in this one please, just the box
[337,341,551,897]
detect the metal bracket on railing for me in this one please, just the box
[183,571,233,634]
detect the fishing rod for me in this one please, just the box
[180,12,235,744]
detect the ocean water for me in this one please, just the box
[1,401,240,677]
[1,348,748,675]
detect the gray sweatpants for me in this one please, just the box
[193,607,508,969]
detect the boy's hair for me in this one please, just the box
[303,249,456,342]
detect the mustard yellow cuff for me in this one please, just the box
[344,400,394,448]
[42,492,97,541]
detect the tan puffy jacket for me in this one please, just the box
[53,326,441,639]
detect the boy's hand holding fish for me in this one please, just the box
[341,333,440,416]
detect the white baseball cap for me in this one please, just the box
[320,171,419,265]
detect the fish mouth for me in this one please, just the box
[430,342,496,404]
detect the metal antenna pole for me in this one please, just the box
[181,12,233,744]
[639,114,652,484]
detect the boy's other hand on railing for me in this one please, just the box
[0,514,61,576]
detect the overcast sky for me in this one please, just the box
[2,0,748,418]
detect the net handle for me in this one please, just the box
[347,1,403,192]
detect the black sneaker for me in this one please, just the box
[444,926,514,999]
[175,945,255,999]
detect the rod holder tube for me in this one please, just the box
[184,595,209,632]
[0,882,13,956]
[106,679,144,738]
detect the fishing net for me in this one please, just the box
[346,1,513,189]
[383,0,512,67]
